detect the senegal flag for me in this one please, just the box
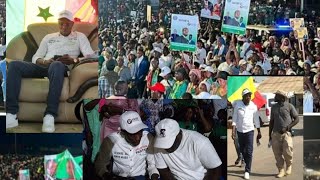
[227,76,266,109]
[7,0,98,44]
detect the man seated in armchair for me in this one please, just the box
[6,10,95,132]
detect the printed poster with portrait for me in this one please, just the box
[294,27,308,39]
[170,14,199,52]
[19,169,31,180]
[221,0,251,35]
[44,150,82,180]
[289,18,305,29]
[200,0,224,20]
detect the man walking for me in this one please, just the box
[269,90,299,178]
[232,88,261,179]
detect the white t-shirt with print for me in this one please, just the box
[155,129,222,180]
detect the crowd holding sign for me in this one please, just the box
[44,150,82,180]
[200,0,224,20]
[170,14,199,52]
[221,0,251,35]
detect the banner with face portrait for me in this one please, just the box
[294,27,308,39]
[19,169,30,180]
[221,0,251,35]
[44,150,82,180]
[170,14,199,52]
[200,0,224,20]
[289,18,305,29]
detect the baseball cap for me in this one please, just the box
[120,111,147,134]
[204,66,217,74]
[154,119,180,149]
[239,59,247,66]
[58,10,73,21]
[159,66,171,77]
[149,82,165,93]
[242,88,252,96]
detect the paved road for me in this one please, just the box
[227,116,303,180]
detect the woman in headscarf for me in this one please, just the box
[280,37,292,52]
[186,69,201,96]
[213,37,227,56]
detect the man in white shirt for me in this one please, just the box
[232,89,261,180]
[95,111,159,180]
[201,4,212,17]
[196,40,207,64]
[154,118,222,180]
[6,10,95,132]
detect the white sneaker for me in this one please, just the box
[244,172,250,180]
[6,113,18,129]
[42,114,55,133]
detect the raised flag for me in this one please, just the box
[227,76,266,109]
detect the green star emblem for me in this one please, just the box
[37,6,53,22]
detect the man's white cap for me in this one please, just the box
[159,66,171,77]
[239,59,247,66]
[204,66,217,73]
[120,111,147,134]
[154,118,180,149]
[196,91,211,99]
[58,10,73,21]
[199,64,207,70]
[242,88,252,96]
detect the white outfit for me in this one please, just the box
[32,31,95,64]
[239,71,251,75]
[159,54,173,69]
[95,131,158,178]
[232,100,260,133]
[303,90,313,113]
[155,129,222,180]
[196,47,207,64]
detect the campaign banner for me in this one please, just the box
[19,169,30,180]
[44,150,82,180]
[200,0,224,20]
[317,28,320,38]
[289,18,305,29]
[170,14,199,52]
[294,27,308,39]
[221,0,251,35]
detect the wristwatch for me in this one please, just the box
[73,58,79,64]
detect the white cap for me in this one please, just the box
[204,66,217,73]
[199,64,207,70]
[196,91,211,99]
[159,66,171,77]
[154,119,180,149]
[242,88,252,96]
[239,59,247,66]
[58,10,73,21]
[120,111,147,134]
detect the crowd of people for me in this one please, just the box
[0,154,44,179]
[97,0,320,108]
